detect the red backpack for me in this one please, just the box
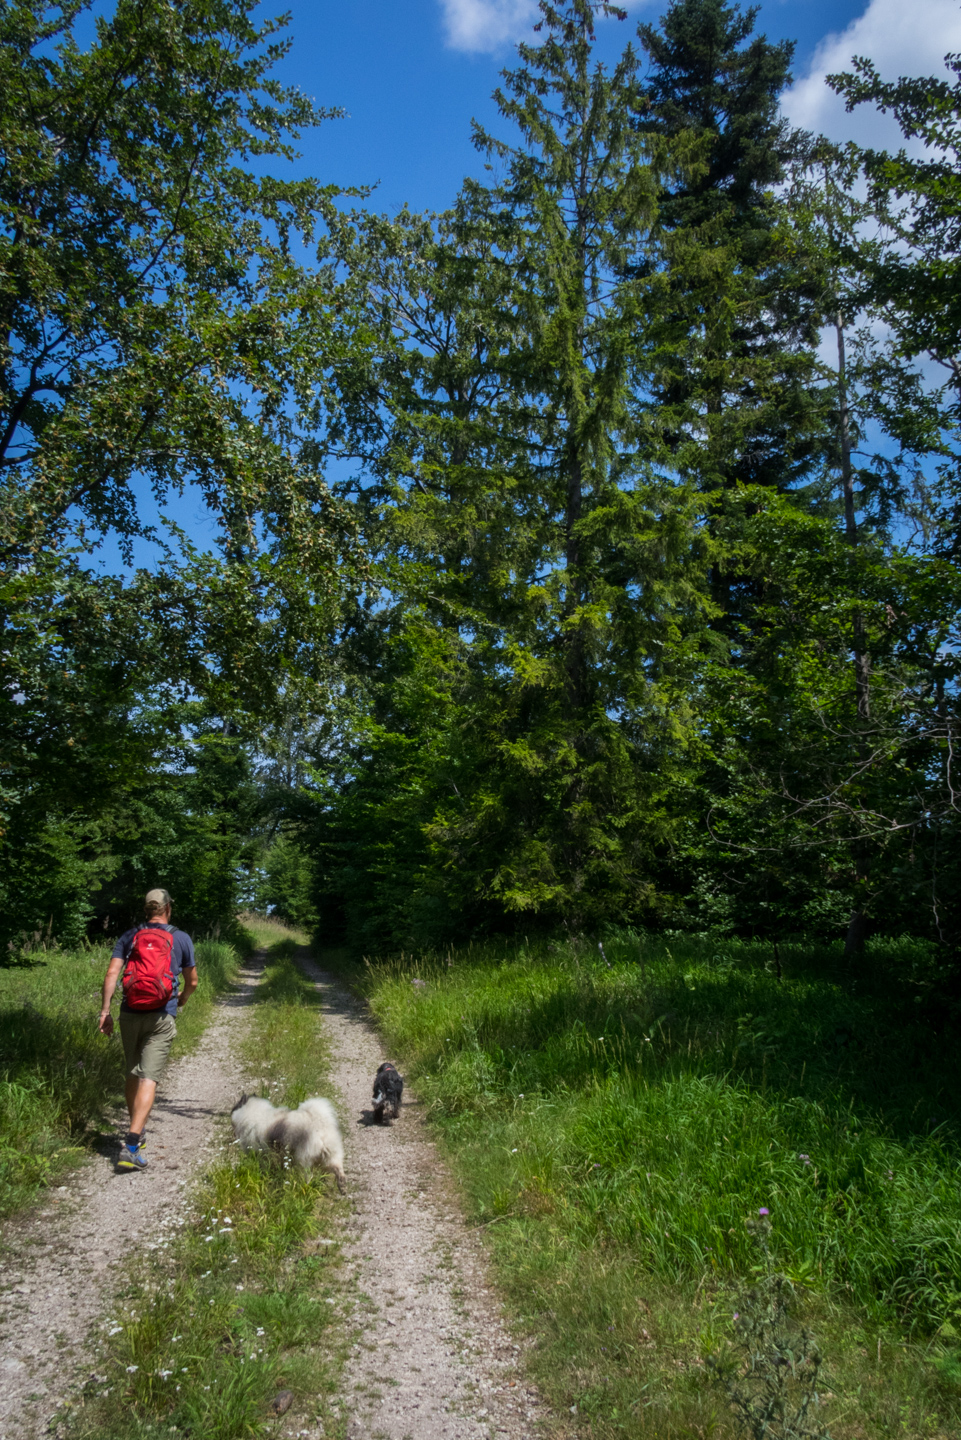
[122,925,176,1011]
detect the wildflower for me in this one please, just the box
[126,1365,138,1373]
[758,1207,770,1216]
[733,1312,740,1320]
[511,1148,518,1153]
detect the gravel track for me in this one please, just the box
[300,949,552,1440]
[0,944,554,1440]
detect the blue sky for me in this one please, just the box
[274,0,961,212]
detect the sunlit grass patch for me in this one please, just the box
[244,931,329,1108]
[338,932,961,1440]
[65,927,347,1440]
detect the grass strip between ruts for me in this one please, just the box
[61,925,349,1440]
[334,933,961,1440]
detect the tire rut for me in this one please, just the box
[299,949,553,1440]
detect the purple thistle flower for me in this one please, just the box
[758,1207,770,1216]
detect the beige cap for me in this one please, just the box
[145,888,172,909]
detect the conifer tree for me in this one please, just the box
[637,0,825,621]
[319,1,709,941]
[638,0,793,232]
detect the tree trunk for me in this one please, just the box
[844,907,869,957]
[837,312,870,953]
[836,313,870,721]
[564,445,586,712]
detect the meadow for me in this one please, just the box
[346,931,961,1439]
[0,933,240,1214]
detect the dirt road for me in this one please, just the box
[299,950,549,1440]
[0,943,551,1440]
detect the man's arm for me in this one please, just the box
[177,965,198,1008]
[99,955,125,1035]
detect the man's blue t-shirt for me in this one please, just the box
[112,922,196,1017]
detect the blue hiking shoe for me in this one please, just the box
[117,1142,147,1172]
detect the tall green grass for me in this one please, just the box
[343,932,961,1439]
[0,935,243,1214]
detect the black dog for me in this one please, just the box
[372,1061,404,1123]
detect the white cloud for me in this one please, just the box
[785,0,961,149]
[439,0,540,52]
[439,0,647,55]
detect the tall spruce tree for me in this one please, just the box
[636,0,825,622]
[638,0,793,231]
[316,1,710,944]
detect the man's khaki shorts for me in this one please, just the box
[118,1010,177,1083]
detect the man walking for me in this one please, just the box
[98,888,198,1171]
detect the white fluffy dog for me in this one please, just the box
[230,1092,287,1151]
[266,1097,346,1193]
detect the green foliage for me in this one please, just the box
[708,1215,833,1440]
[303,1,961,961]
[0,0,364,950]
[316,1,712,944]
[637,0,826,515]
[0,0,350,578]
[4,0,961,984]
[0,696,263,950]
[831,51,961,376]
[253,836,318,933]
[639,0,794,230]
[674,490,961,943]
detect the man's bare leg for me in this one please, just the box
[125,1076,157,1135]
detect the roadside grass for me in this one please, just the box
[336,932,961,1440]
[65,924,349,1440]
[0,935,243,1216]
